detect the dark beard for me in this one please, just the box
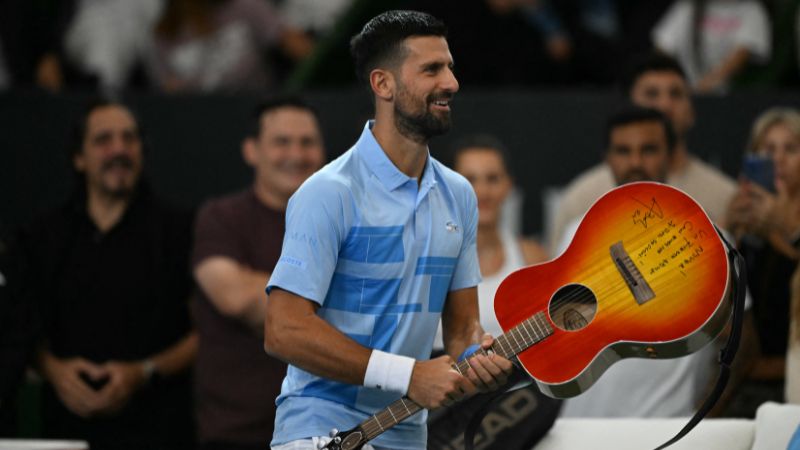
[394,92,452,144]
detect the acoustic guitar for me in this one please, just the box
[322,181,732,450]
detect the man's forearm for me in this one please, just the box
[264,289,372,385]
[195,257,270,330]
[147,332,197,378]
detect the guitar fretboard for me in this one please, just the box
[359,311,553,441]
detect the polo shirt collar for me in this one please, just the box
[355,121,436,192]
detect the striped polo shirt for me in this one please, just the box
[266,121,480,449]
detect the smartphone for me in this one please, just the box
[742,154,775,192]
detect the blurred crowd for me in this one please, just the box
[0,0,799,93]
[1,2,800,450]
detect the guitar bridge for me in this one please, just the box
[610,241,655,305]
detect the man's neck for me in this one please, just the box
[371,116,429,181]
[86,188,130,233]
[252,180,288,211]
[669,141,690,174]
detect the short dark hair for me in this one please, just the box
[449,134,514,178]
[620,52,688,95]
[249,95,320,138]
[349,10,447,85]
[605,105,677,153]
[68,97,141,160]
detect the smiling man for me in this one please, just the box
[263,10,513,450]
[191,96,325,450]
[19,99,196,449]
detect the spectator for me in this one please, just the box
[191,96,324,450]
[726,107,800,414]
[433,135,548,351]
[62,0,163,91]
[558,105,717,417]
[149,0,312,93]
[18,99,196,449]
[653,0,771,93]
[549,53,736,253]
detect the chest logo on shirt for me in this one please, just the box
[445,221,459,232]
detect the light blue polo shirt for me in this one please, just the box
[266,121,481,449]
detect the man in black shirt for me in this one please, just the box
[18,99,196,449]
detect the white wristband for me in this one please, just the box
[363,350,415,395]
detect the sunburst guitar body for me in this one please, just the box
[496,181,731,398]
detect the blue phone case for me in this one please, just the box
[742,155,775,192]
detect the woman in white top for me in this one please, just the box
[433,135,548,351]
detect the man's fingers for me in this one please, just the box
[467,356,497,391]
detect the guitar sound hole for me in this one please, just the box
[549,284,597,332]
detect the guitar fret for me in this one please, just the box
[525,319,538,342]
[387,405,398,424]
[401,399,412,416]
[520,319,534,344]
[373,415,384,432]
[510,327,522,353]
[495,336,510,358]
[532,315,544,340]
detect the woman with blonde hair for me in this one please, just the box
[727,107,800,413]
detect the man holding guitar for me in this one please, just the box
[263,11,513,450]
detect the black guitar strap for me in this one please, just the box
[652,227,747,449]
[463,228,747,450]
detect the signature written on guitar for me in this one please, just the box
[631,197,664,229]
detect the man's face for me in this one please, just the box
[247,107,324,199]
[606,120,672,185]
[630,71,694,138]
[73,105,143,198]
[393,36,459,142]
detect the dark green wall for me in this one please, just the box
[2,89,799,235]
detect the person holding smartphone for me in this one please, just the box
[725,107,800,416]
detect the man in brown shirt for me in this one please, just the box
[191,96,325,450]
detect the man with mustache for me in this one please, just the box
[263,11,513,450]
[18,99,196,449]
[191,96,325,450]
[554,106,726,418]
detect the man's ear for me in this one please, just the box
[370,68,395,102]
[242,137,258,167]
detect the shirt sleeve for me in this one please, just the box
[733,3,771,62]
[449,182,481,291]
[191,200,243,269]
[266,177,348,305]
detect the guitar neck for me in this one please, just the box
[358,311,553,441]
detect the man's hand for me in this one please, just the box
[40,354,107,418]
[464,334,514,393]
[407,355,476,410]
[94,360,148,415]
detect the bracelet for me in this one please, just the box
[363,350,415,395]
[459,344,481,362]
